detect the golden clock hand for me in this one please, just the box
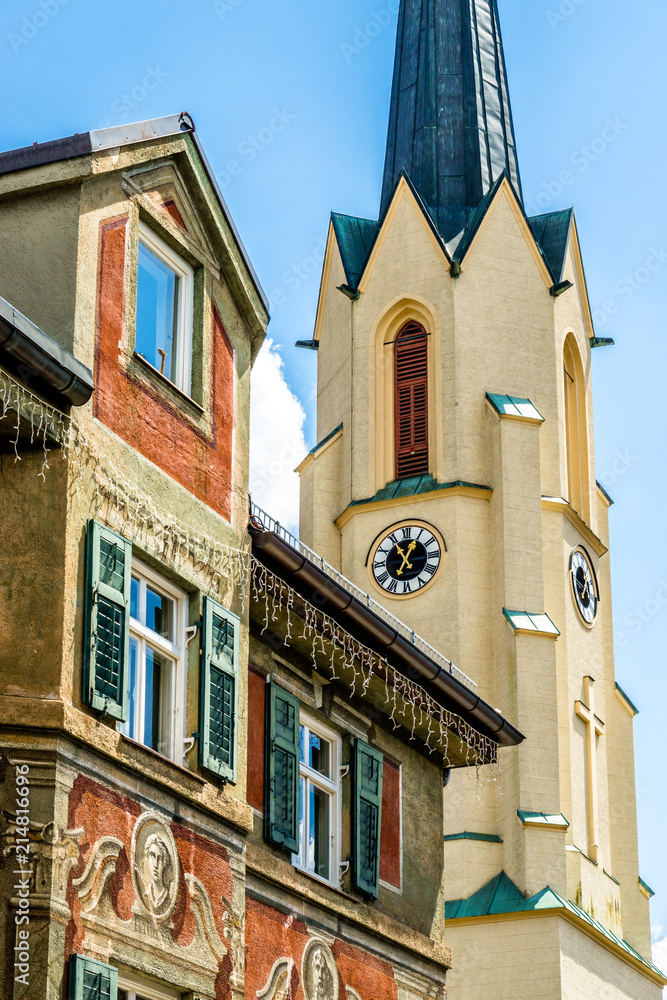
[396,541,417,576]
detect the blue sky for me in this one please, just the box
[2,0,666,961]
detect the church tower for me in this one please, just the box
[298,1,665,997]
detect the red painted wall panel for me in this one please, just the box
[245,897,398,1000]
[380,758,401,888]
[95,217,235,521]
[247,666,266,812]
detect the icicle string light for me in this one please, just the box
[0,369,251,610]
[252,559,499,768]
[1,369,500,777]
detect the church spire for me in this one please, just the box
[380,0,523,243]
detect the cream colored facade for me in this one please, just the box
[299,177,664,997]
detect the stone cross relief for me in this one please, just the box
[575,675,605,863]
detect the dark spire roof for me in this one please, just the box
[380,0,523,243]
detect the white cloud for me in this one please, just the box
[652,926,667,995]
[249,339,307,535]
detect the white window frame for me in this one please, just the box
[137,221,194,395]
[121,559,187,765]
[117,969,181,1000]
[292,713,341,889]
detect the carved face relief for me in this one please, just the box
[131,812,179,922]
[302,939,338,1000]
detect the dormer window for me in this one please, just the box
[135,222,193,394]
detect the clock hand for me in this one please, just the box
[396,542,417,577]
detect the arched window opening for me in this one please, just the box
[563,334,590,522]
[394,321,429,479]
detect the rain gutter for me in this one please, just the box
[0,295,93,406]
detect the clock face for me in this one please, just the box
[570,547,599,627]
[371,524,442,596]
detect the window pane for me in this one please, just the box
[120,636,139,740]
[130,577,139,620]
[146,585,174,641]
[299,725,305,763]
[309,732,331,778]
[136,241,180,383]
[144,648,169,754]
[297,776,305,868]
[309,785,330,879]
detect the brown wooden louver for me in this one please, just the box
[394,321,429,479]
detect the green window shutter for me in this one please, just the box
[264,681,300,853]
[353,739,384,898]
[83,521,131,722]
[68,955,118,1000]
[200,597,240,782]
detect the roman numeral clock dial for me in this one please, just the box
[371,524,443,597]
[570,546,599,627]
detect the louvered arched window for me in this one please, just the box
[394,321,429,479]
[563,333,590,522]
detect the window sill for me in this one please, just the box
[119,734,206,785]
[291,863,360,905]
[131,352,205,417]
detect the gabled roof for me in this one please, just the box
[330,214,380,290]
[446,872,667,983]
[0,113,269,316]
[528,209,574,283]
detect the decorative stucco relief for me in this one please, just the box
[256,958,294,1000]
[302,938,339,1000]
[73,810,230,1000]
[1,813,83,919]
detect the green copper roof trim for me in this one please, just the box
[639,877,655,898]
[445,872,666,980]
[591,337,615,348]
[517,810,569,829]
[309,423,343,457]
[443,832,503,844]
[597,480,615,506]
[615,682,639,716]
[486,393,544,422]
[349,476,493,508]
[604,870,621,887]
[503,610,560,636]
[568,843,599,867]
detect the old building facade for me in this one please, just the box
[0,111,520,1000]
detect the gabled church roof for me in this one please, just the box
[381,0,523,244]
[445,872,667,982]
[331,213,380,289]
[528,208,574,283]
